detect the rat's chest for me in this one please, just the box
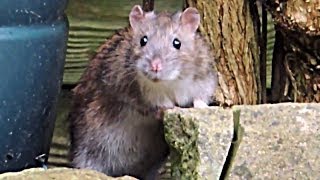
[137,72,217,108]
[139,78,210,108]
[99,110,165,154]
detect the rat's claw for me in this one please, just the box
[193,99,209,108]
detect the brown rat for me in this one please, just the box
[69,5,217,180]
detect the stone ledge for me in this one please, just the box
[4,103,319,179]
[163,107,234,179]
[0,168,137,180]
[163,103,320,179]
[229,103,320,179]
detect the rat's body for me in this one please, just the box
[69,5,217,180]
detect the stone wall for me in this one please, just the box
[164,103,320,179]
[2,103,319,179]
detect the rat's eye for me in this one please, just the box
[140,36,148,47]
[173,38,181,49]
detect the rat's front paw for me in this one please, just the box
[154,106,173,120]
[193,99,209,108]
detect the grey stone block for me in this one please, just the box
[229,103,320,179]
[0,167,137,180]
[164,107,234,180]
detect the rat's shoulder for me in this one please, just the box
[193,32,215,57]
[194,31,211,46]
[72,27,134,97]
[96,27,134,54]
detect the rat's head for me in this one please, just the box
[129,5,201,82]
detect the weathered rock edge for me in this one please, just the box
[163,107,235,180]
[2,103,319,179]
[163,103,320,179]
[0,167,137,180]
[229,103,320,179]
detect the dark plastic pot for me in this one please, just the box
[0,0,68,173]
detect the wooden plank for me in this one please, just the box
[68,30,113,38]
[67,42,101,48]
[67,37,106,43]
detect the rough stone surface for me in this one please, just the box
[49,97,320,179]
[0,168,137,180]
[164,107,234,180]
[229,103,320,179]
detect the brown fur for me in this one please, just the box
[69,5,217,180]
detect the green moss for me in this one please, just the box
[164,113,200,180]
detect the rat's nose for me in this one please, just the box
[150,57,163,72]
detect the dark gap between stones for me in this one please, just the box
[219,109,244,179]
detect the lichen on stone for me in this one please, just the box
[164,111,200,179]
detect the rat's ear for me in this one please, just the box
[129,5,144,31]
[180,7,200,33]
